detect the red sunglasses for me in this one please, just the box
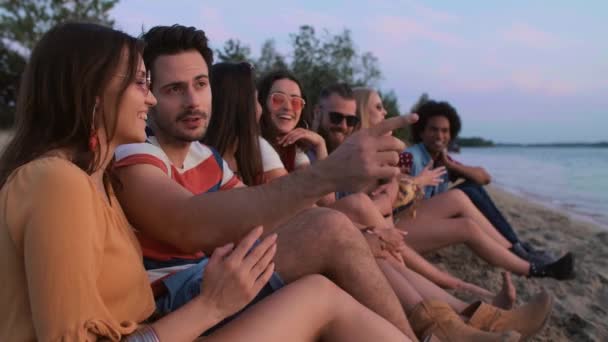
[269,92,306,113]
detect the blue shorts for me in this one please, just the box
[150,257,284,313]
[144,248,284,335]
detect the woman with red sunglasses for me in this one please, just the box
[258,70,328,173]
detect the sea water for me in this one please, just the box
[456,147,608,228]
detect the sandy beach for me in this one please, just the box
[432,186,608,341]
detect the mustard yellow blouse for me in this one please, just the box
[0,157,155,341]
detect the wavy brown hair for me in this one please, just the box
[0,22,143,187]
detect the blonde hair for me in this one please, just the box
[352,87,375,130]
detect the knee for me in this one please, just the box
[346,192,374,211]
[460,217,481,237]
[451,189,477,209]
[451,189,470,202]
[335,192,375,218]
[300,274,340,297]
[306,207,369,251]
[295,275,349,314]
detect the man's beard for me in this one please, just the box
[151,108,209,143]
[317,124,349,153]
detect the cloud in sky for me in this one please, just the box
[502,23,561,49]
[373,15,465,47]
[110,0,607,142]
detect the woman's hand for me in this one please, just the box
[365,228,407,263]
[414,162,446,187]
[197,227,277,321]
[363,230,391,260]
[278,128,328,159]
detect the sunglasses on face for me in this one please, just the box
[328,111,360,127]
[269,92,306,113]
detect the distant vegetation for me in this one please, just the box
[456,137,608,148]
[497,142,608,148]
[457,137,495,147]
[1,0,119,128]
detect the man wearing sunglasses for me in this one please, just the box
[314,83,360,154]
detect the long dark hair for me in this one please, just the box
[203,62,263,186]
[0,22,143,187]
[257,69,309,142]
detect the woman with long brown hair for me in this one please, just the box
[204,62,287,185]
[0,22,416,342]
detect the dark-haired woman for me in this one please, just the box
[258,70,328,171]
[204,62,287,185]
[0,23,417,342]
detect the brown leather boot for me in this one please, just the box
[463,290,554,340]
[409,300,521,341]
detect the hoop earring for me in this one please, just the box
[89,103,99,151]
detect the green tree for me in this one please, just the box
[410,92,429,113]
[0,0,119,128]
[254,39,287,76]
[380,90,410,143]
[215,38,253,63]
[288,25,382,107]
[0,41,25,127]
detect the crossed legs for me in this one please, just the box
[415,189,513,249]
[272,207,417,339]
[397,215,530,275]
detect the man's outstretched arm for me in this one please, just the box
[116,115,418,254]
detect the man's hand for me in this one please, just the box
[197,227,276,321]
[321,114,418,193]
[437,149,453,168]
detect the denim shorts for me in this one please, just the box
[145,244,284,335]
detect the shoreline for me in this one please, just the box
[433,186,608,341]
[457,146,608,231]
[491,182,608,230]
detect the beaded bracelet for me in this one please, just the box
[122,325,160,342]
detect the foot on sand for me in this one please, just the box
[492,272,516,310]
[529,252,575,280]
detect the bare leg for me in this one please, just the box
[330,194,505,304]
[414,189,512,248]
[492,272,517,310]
[385,257,470,312]
[397,217,530,275]
[399,243,492,296]
[273,208,417,339]
[204,275,410,342]
[376,259,424,313]
[328,192,388,229]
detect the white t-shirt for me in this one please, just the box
[258,137,311,171]
[259,137,285,172]
[294,146,311,169]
